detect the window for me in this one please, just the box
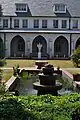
[42,20,47,28]
[34,19,39,28]
[22,19,28,28]
[3,19,8,28]
[53,20,58,28]
[55,45,61,52]
[72,20,78,29]
[62,20,67,28]
[18,39,24,52]
[16,3,27,12]
[54,4,66,13]
[14,19,19,28]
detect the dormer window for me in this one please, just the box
[53,4,66,13]
[16,3,27,12]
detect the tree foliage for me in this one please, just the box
[71,47,80,67]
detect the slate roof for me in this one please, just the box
[0,0,80,17]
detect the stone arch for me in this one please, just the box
[75,38,80,49]
[0,37,4,58]
[32,35,47,58]
[10,35,25,57]
[54,36,68,57]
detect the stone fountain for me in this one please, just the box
[33,64,62,95]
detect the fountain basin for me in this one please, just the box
[33,81,62,95]
[39,73,58,85]
[42,67,54,75]
[33,64,62,95]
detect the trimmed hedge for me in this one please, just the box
[0,94,80,120]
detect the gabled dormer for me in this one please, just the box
[15,3,27,12]
[53,3,66,13]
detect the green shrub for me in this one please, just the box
[0,94,80,120]
[21,71,31,81]
[71,47,80,67]
[72,105,80,120]
[0,84,6,94]
[0,97,28,120]
[0,58,6,67]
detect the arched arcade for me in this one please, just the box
[10,35,25,57]
[54,36,68,57]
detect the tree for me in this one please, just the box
[71,47,80,67]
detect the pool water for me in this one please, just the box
[14,75,80,96]
[15,75,38,95]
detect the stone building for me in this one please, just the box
[0,0,80,59]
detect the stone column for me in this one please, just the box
[48,38,52,58]
[71,40,75,53]
[25,39,31,58]
[27,40,31,58]
[25,40,27,56]
[5,40,8,57]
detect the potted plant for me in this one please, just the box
[56,66,62,76]
[13,64,20,76]
[57,66,60,71]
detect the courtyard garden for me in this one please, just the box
[0,57,80,120]
[0,59,80,95]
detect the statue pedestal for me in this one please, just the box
[38,52,41,59]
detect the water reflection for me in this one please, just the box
[15,75,80,96]
[15,75,38,95]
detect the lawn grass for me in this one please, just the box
[67,70,80,74]
[2,69,13,81]
[2,59,74,68]
[48,60,74,68]
[4,59,35,68]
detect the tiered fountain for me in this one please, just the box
[33,64,62,95]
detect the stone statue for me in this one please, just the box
[37,43,42,52]
[37,43,42,59]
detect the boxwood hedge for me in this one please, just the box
[0,93,80,120]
